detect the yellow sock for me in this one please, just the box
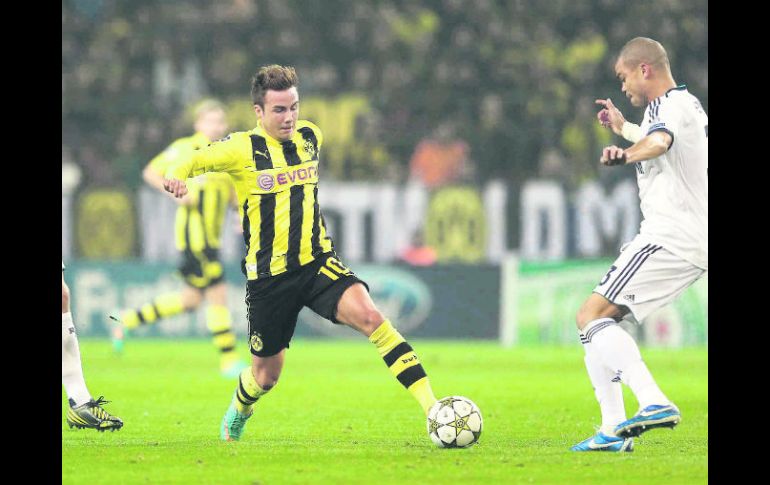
[369,320,437,414]
[234,367,268,415]
[206,305,239,368]
[120,292,185,329]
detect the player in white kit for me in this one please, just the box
[571,37,708,452]
[62,260,123,431]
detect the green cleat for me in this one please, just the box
[220,397,252,441]
[66,396,124,432]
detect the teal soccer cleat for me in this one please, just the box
[220,397,253,441]
[615,404,681,438]
[571,431,633,452]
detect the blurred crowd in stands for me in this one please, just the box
[63,0,707,191]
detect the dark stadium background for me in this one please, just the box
[62,0,708,344]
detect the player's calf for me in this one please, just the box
[368,320,437,414]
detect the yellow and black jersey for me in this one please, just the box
[167,120,334,280]
[149,132,235,251]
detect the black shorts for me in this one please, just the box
[178,247,225,289]
[246,252,368,357]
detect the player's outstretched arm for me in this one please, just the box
[164,133,241,201]
[142,165,167,193]
[599,130,672,167]
[145,164,193,204]
[162,146,206,196]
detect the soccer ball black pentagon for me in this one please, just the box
[427,396,483,448]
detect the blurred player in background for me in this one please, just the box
[571,37,707,452]
[163,65,439,441]
[63,261,124,431]
[113,99,248,378]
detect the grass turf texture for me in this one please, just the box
[62,340,707,485]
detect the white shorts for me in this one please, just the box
[593,236,706,323]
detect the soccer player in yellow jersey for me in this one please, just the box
[163,65,439,441]
[114,99,248,378]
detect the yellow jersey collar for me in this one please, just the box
[192,131,212,144]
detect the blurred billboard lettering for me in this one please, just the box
[574,179,639,258]
[62,259,706,346]
[520,180,567,260]
[66,178,646,263]
[64,261,500,340]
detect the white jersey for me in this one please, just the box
[635,86,708,269]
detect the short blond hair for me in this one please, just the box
[192,98,226,120]
[618,37,670,71]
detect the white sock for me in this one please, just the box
[581,318,670,411]
[62,312,92,407]
[582,350,626,435]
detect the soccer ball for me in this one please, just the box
[427,396,483,448]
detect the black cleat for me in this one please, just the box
[66,396,124,432]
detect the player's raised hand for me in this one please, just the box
[163,178,188,198]
[600,145,627,166]
[595,98,626,135]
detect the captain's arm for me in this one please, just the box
[165,135,239,181]
[621,122,643,143]
[622,130,673,164]
[143,164,167,192]
[145,141,191,193]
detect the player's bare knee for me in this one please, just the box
[250,361,281,391]
[256,374,279,391]
[182,289,204,309]
[576,296,621,330]
[205,283,227,305]
[362,309,386,333]
[260,381,277,391]
[577,302,607,330]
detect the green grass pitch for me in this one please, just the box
[62,339,707,484]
